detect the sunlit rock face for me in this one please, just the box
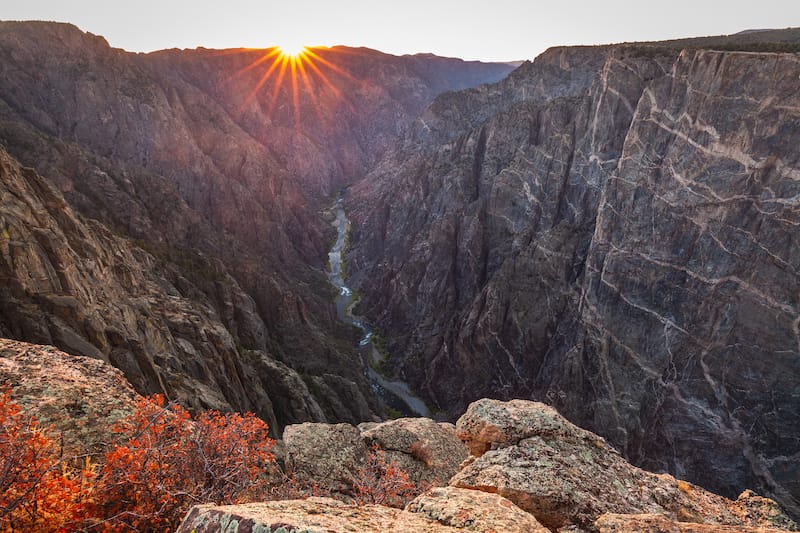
[0,21,512,431]
[347,46,800,516]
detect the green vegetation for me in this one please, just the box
[629,27,800,54]
[369,329,392,377]
[384,407,404,420]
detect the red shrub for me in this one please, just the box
[352,444,425,508]
[98,395,275,531]
[0,388,94,532]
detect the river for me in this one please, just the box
[326,197,430,418]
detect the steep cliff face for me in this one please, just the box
[0,21,512,429]
[0,146,334,431]
[348,46,800,515]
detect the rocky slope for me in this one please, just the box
[347,43,800,515]
[0,338,139,455]
[0,21,512,430]
[180,398,797,532]
[0,147,335,431]
[0,342,792,531]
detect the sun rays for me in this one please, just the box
[234,44,357,127]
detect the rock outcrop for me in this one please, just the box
[406,486,549,532]
[450,399,797,532]
[0,338,138,455]
[178,491,549,533]
[347,40,800,515]
[282,416,468,494]
[178,398,796,533]
[0,145,327,432]
[361,417,469,486]
[177,497,456,533]
[595,513,796,533]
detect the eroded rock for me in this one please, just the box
[450,399,798,532]
[361,417,468,486]
[595,513,796,533]
[407,486,549,532]
[0,338,139,455]
[283,423,368,493]
[177,497,463,532]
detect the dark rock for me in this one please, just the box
[348,45,800,517]
[450,399,798,532]
[0,21,512,431]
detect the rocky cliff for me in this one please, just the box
[347,44,800,516]
[0,21,512,430]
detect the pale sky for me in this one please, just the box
[3,0,799,62]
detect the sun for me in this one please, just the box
[235,42,356,127]
[277,40,306,59]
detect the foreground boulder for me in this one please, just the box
[406,486,548,532]
[451,399,798,532]
[596,513,793,532]
[178,489,547,533]
[283,423,368,493]
[361,417,468,486]
[282,416,468,494]
[0,338,139,455]
[178,498,459,532]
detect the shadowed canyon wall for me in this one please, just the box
[0,21,513,431]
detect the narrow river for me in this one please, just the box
[327,198,430,417]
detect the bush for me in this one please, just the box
[0,388,94,532]
[1,390,423,530]
[99,394,275,531]
[352,444,427,508]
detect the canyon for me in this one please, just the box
[0,21,511,431]
[346,41,800,517]
[0,19,799,525]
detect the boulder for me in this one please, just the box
[178,490,552,533]
[361,417,469,486]
[407,486,549,532]
[454,398,602,456]
[0,338,139,455]
[451,399,797,532]
[177,497,463,532]
[595,513,796,532]
[283,423,368,493]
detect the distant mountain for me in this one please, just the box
[644,26,800,52]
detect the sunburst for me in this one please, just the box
[235,43,356,127]
[277,41,306,59]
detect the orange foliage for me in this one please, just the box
[352,443,427,508]
[1,390,426,530]
[0,388,94,532]
[99,394,275,531]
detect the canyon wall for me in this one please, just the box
[347,46,800,515]
[0,21,513,430]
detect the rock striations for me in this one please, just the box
[347,44,800,515]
